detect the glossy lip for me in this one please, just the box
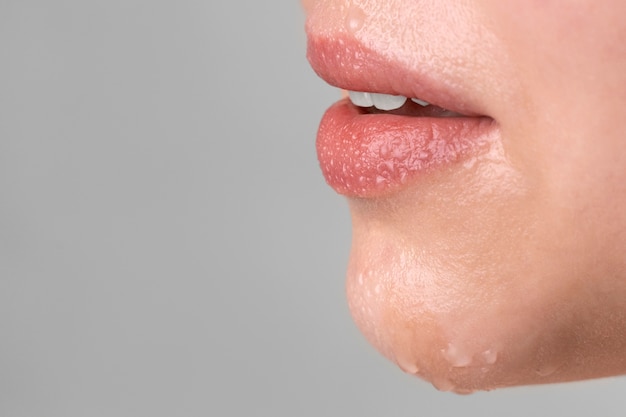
[307,34,498,198]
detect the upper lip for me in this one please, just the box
[306,32,484,118]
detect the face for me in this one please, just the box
[304,0,626,392]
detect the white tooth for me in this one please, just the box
[348,91,374,107]
[411,98,430,107]
[371,93,407,111]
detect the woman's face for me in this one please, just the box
[304,0,626,392]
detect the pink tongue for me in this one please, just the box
[361,99,462,117]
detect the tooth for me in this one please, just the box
[348,91,374,107]
[411,98,430,107]
[371,93,407,111]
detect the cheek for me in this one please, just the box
[481,0,626,109]
[483,0,626,265]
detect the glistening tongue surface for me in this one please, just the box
[359,99,462,117]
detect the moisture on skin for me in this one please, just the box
[306,0,626,392]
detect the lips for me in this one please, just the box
[307,34,498,198]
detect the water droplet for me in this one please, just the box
[432,377,455,392]
[442,343,473,368]
[397,358,420,375]
[345,5,366,33]
[481,349,498,365]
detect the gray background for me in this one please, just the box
[0,1,624,416]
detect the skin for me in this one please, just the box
[304,0,626,392]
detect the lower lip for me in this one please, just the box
[316,99,496,198]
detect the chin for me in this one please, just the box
[345,205,626,393]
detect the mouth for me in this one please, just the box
[307,34,498,198]
[347,91,465,117]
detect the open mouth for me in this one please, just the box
[307,34,498,198]
[347,91,465,117]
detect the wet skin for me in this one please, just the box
[304,0,626,392]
